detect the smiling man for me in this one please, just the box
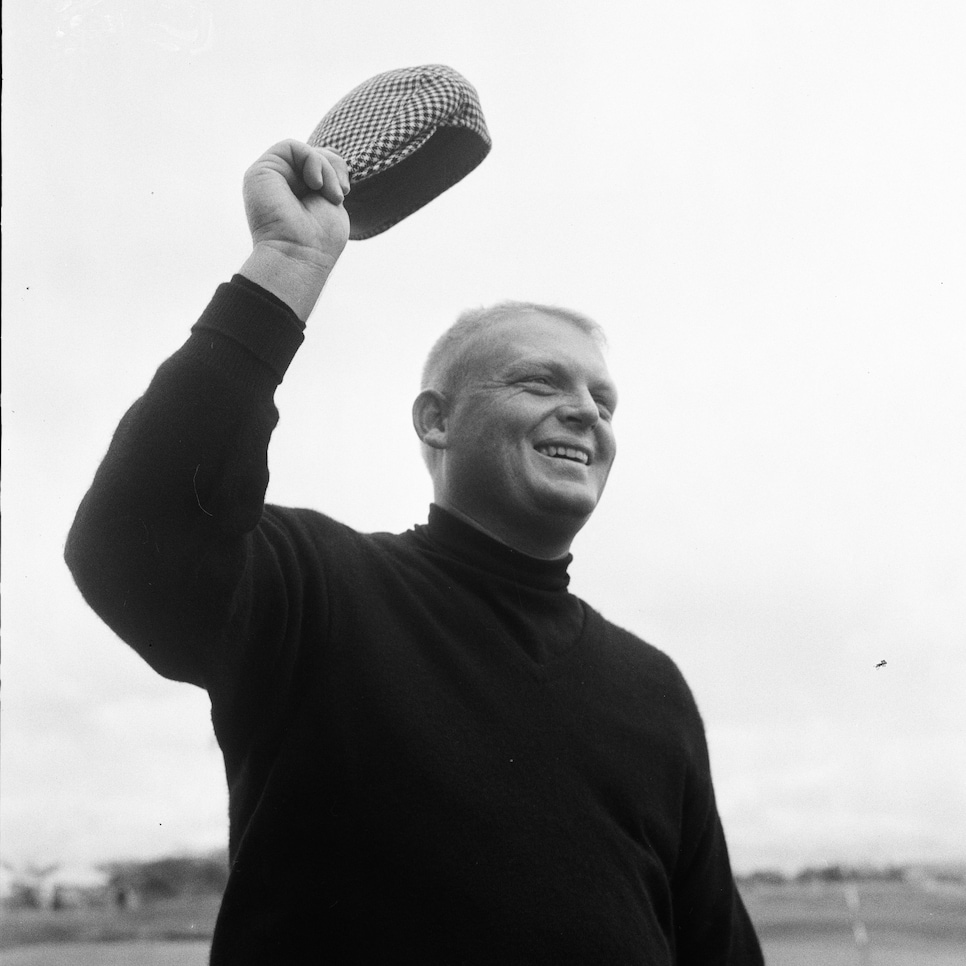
[66,141,763,964]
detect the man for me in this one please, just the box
[66,140,763,964]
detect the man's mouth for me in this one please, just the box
[535,444,591,465]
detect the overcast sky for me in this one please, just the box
[3,0,964,875]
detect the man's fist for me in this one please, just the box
[240,140,351,321]
[244,139,351,266]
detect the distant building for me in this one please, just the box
[43,865,113,909]
[0,864,25,905]
[1,864,112,910]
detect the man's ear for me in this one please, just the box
[412,389,451,450]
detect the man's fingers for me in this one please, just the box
[249,139,348,202]
[318,148,351,195]
[315,153,349,205]
[298,146,350,206]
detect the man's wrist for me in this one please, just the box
[239,243,338,323]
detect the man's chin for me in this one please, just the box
[532,482,600,521]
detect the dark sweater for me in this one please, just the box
[66,278,763,964]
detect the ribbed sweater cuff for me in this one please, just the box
[190,276,306,382]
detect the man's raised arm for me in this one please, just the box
[64,141,349,687]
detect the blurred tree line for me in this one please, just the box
[107,851,229,902]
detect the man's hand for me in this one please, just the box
[239,140,351,322]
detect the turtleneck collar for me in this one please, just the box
[416,504,572,593]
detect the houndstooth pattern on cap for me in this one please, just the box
[308,64,490,182]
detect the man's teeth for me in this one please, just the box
[537,445,589,464]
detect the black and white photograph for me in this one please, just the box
[3,2,965,963]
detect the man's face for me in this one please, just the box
[438,311,618,548]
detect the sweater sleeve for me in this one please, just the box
[670,689,763,965]
[64,277,309,693]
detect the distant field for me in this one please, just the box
[0,894,220,950]
[4,937,966,966]
[0,940,209,966]
[744,879,966,965]
[759,936,966,966]
[1,880,963,964]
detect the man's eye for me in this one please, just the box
[595,399,615,420]
[525,377,552,387]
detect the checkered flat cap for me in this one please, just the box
[308,64,491,240]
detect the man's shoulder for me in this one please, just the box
[582,603,675,663]
[579,604,697,697]
[261,504,419,560]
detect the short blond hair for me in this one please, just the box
[421,300,605,396]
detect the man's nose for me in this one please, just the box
[560,388,600,428]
